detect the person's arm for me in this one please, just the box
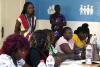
[14,20,21,34]
[23,64,31,67]
[60,43,81,60]
[50,15,56,25]
[62,21,66,26]
[60,43,73,54]
[32,17,37,32]
[59,15,66,27]
[62,15,67,26]
[86,34,92,44]
[73,44,82,55]
[34,19,36,30]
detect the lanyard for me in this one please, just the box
[25,14,32,33]
[25,14,32,27]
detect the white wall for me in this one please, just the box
[0,0,1,46]
[0,0,25,48]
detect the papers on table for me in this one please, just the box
[60,60,100,67]
[60,64,84,67]
[61,60,85,65]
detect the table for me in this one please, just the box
[60,64,98,67]
[60,60,100,67]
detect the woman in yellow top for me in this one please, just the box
[72,27,87,49]
[72,34,86,48]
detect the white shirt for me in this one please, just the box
[55,36,74,53]
[0,54,25,67]
[0,54,16,67]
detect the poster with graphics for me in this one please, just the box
[26,0,100,46]
[26,0,100,21]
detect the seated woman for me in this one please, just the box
[55,27,80,60]
[73,26,88,59]
[27,30,49,67]
[0,34,30,67]
[82,23,91,44]
[43,29,57,56]
[73,26,87,48]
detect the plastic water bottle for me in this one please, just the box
[46,52,55,67]
[86,44,93,64]
[37,60,46,67]
[93,34,97,44]
[90,34,97,45]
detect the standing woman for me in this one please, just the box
[15,2,36,40]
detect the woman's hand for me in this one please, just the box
[23,64,31,67]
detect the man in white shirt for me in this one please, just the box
[55,27,74,54]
